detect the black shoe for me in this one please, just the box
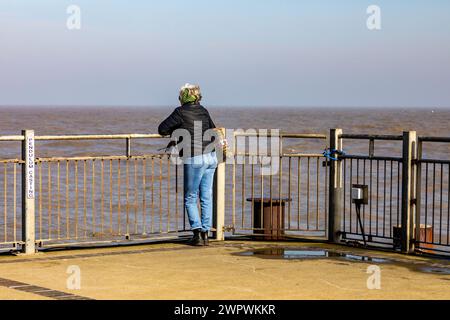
[201,231,209,246]
[188,229,203,246]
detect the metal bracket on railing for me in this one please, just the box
[323,148,345,161]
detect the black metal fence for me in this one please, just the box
[332,131,450,256]
[337,134,404,247]
[416,137,450,254]
[341,157,403,246]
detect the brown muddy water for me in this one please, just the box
[0,106,449,158]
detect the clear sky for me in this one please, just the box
[1,0,449,107]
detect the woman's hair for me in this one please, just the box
[179,83,202,105]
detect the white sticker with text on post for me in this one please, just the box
[26,134,35,199]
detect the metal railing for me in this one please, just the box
[225,131,329,239]
[1,128,450,257]
[0,134,26,251]
[330,129,450,256]
[34,154,185,245]
[0,159,21,250]
[338,133,404,247]
[0,131,189,253]
[416,136,450,254]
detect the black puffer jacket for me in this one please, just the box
[158,103,216,157]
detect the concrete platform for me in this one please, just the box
[0,241,449,300]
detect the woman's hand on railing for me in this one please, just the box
[219,138,228,155]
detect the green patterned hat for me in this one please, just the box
[179,83,201,105]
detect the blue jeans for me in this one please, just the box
[184,152,218,232]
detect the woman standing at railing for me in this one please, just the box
[158,83,220,246]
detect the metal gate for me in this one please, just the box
[330,130,450,256]
[333,132,404,248]
[224,130,329,239]
[415,136,450,255]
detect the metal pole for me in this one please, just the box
[328,128,343,243]
[21,130,36,254]
[126,138,131,157]
[401,131,417,253]
[415,140,423,250]
[213,128,226,241]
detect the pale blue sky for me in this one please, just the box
[0,0,449,107]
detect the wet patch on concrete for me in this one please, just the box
[235,247,450,275]
[418,266,450,275]
[237,247,389,263]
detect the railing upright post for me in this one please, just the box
[328,128,343,243]
[126,137,131,157]
[415,139,423,251]
[401,131,417,254]
[213,128,226,241]
[21,130,36,254]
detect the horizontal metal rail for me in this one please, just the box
[35,154,166,162]
[234,132,327,139]
[341,155,402,162]
[35,133,164,141]
[419,136,450,143]
[0,133,165,142]
[234,153,324,158]
[0,136,24,142]
[339,134,403,141]
[1,133,327,141]
[417,159,450,165]
[0,159,24,164]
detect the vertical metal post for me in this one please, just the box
[21,130,36,254]
[126,137,131,157]
[369,139,375,158]
[213,128,226,241]
[401,131,417,253]
[328,128,343,243]
[415,140,423,250]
